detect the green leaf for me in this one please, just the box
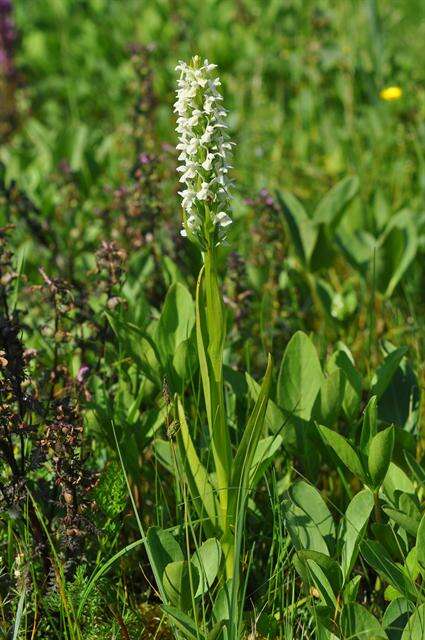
[312,369,345,426]
[360,396,378,453]
[192,538,222,597]
[417,513,425,571]
[298,550,343,606]
[145,527,183,596]
[376,210,418,298]
[334,349,362,420]
[156,283,195,360]
[249,434,283,487]
[368,426,394,490]
[383,598,412,640]
[401,604,425,640]
[277,190,317,266]
[283,481,335,555]
[361,540,418,602]
[176,398,219,534]
[341,603,388,639]
[318,424,365,480]
[162,605,205,640]
[383,495,421,537]
[163,560,199,612]
[340,489,374,581]
[383,463,415,504]
[314,176,359,227]
[371,348,408,399]
[404,451,425,487]
[230,355,273,519]
[277,331,323,420]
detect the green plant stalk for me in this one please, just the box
[196,245,233,576]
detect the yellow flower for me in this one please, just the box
[380,86,402,101]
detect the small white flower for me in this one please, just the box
[202,153,215,171]
[197,182,210,200]
[215,211,232,227]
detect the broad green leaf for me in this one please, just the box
[371,524,405,562]
[314,176,359,227]
[309,224,337,272]
[360,396,378,453]
[312,369,344,426]
[176,399,219,534]
[212,579,233,623]
[172,337,198,389]
[340,489,374,580]
[277,331,323,420]
[277,190,317,266]
[368,426,394,490]
[283,481,335,555]
[192,538,222,597]
[383,598,412,640]
[401,604,425,640]
[146,527,183,596]
[371,348,408,399]
[155,283,195,360]
[163,560,199,612]
[383,463,415,504]
[341,603,388,639]
[318,424,365,480]
[361,540,418,602]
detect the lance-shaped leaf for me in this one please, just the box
[361,540,419,602]
[340,488,374,581]
[318,424,366,481]
[417,513,425,573]
[360,396,378,453]
[229,355,273,520]
[277,190,317,267]
[176,398,219,534]
[368,426,394,490]
[297,550,343,608]
[371,348,408,399]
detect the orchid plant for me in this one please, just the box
[142,57,275,639]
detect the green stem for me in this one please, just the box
[198,246,233,576]
[373,490,382,524]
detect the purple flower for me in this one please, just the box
[76,365,90,384]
